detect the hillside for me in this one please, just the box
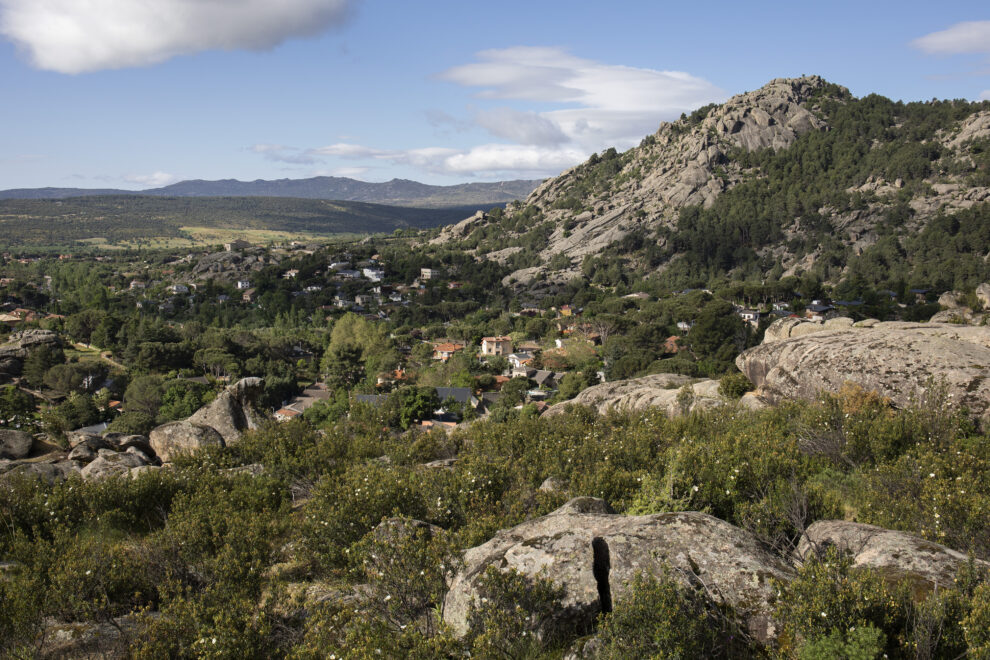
[0,195,479,249]
[0,176,541,208]
[433,76,990,297]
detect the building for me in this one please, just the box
[129,280,146,291]
[236,280,251,290]
[225,239,251,252]
[283,269,299,279]
[362,267,385,282]
[242,288,256,303]
[170,284,189,295]
[738,309,760,324]
[481,336,512,356]
[420,267,439,280]
[432,342,465,362]
[507,352,535,369]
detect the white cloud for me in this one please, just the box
[981,90,990,101]
[124,171,178,187]
[251,47,725,179]
[0,0,354,74]
[440,47,726,151]
[442,144,587,176]
[912,21,990,54]
[303,141,584,178]
[474,108,569,146]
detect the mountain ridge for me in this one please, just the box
[0,175,542,208]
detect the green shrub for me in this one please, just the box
[596,570,749,658]
[718,371,754,399]
[466,567,566,658]
[300,463,427,571]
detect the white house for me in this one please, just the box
[170,284,189,294]
[362,267,385,282]
[236,280,251,290]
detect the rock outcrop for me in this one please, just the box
[0,329,62,380]
[146,377,265,461]
[185,377,264,444]
[0,429,33,459]
[795,521,988,590]
[443,498,794,643]
[543,373,724,417]
[149,421,225,463]
[736,322,990,426]
[79,448,153,481]
[977,283,990,310]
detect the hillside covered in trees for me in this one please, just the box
[433,76,990,300]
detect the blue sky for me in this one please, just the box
[1,0,989,190]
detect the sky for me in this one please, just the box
[1,0,989,191]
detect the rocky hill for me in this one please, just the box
[433,76,990,295]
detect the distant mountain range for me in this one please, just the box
[0,176,542,208]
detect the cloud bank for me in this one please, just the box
[0,0,354,74]
[255,47,726,179]
[912,21,990,54]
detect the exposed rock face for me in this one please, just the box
[443,498,793,643]
[761,317,858,344]
[0,459,80,484]
[79,448,153,480]
[795,521,988,589]
[0,429,33,459]
[737,322,990,425]
[0,329,62,359]
[977,283,990,310]
[149,421,225,463]
[0,329,62,380]
[186,377,264,444]
[543,373,724,417]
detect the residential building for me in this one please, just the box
[507,352,534,369]
[236,280,251,290]
[362,267,385,282]
[420,267,439,280]
[481,336,512,356]
[432,342,465,362]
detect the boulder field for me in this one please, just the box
[0,377,265,483]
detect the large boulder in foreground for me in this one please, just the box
[186,377,265,445]
[0,429,34,459]
[795,520,989,590]
[736,322,990,425]
[543,373,724,418]
[149,421,225,463]
[443,498,793,643]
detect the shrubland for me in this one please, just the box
[2,383,989,657]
